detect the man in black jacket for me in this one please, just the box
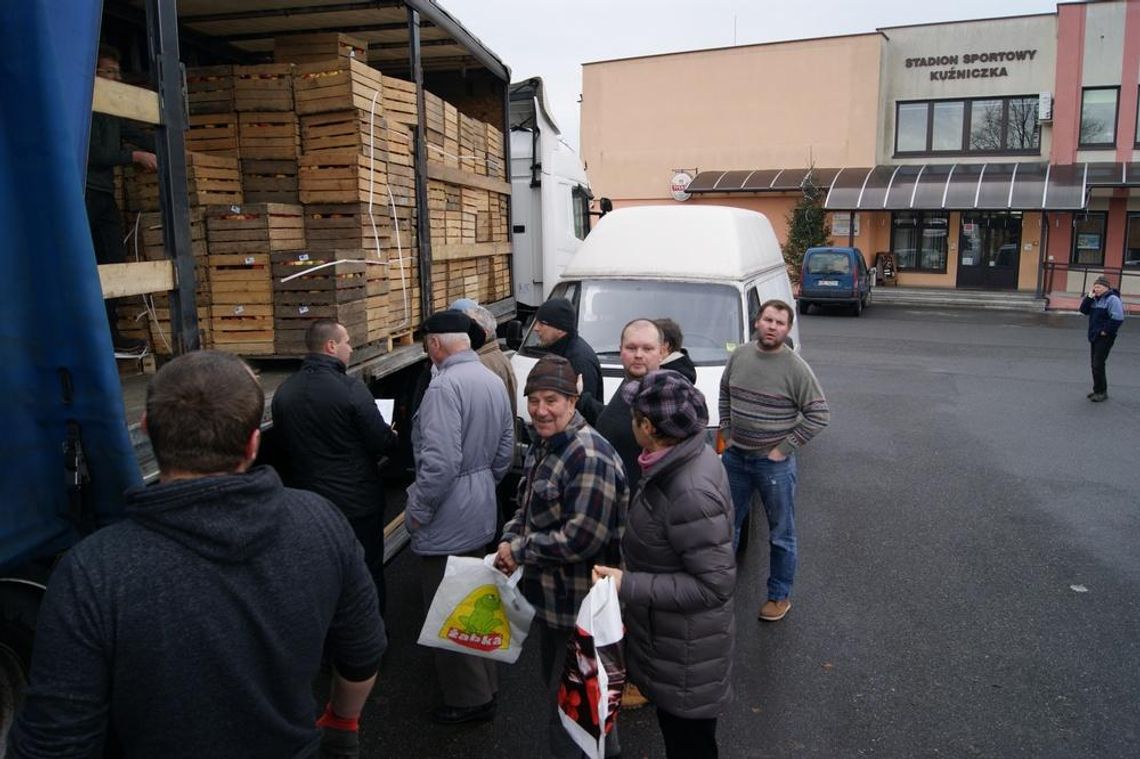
[532,296,603,399]
[88,45,156,354]
[9,351,385,758]
[272,319,397,614]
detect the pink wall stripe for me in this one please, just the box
[1116,0,1140,159]
[1052,4,1087,165]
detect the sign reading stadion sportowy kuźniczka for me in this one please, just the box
[905,49,1038,81]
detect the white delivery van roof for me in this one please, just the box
[560,205,785,283]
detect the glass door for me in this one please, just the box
[956,212,1022,290]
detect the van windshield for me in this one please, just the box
[523,279,743,365]
[806,252,851,275]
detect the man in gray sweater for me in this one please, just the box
[719,299,830,622]
[406,309,514,725]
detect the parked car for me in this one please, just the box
[799,246,872,316]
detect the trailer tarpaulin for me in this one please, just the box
[0,0,139,571]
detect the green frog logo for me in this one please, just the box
[440,585,508,652]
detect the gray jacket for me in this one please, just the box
[619,433,736,719]
[406,350,514,555]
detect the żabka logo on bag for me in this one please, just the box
[439,585,509,652]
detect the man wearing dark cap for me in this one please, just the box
[407,310,514,724]
[1079,275,1125,402]
[495,355,628,758]
[272,318,397,615]
[532,296,604,400]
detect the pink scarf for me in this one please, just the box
[638,447,671,473]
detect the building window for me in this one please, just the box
[1072,213,1107,266]
[892,212,949,272]
[897,102,929,153]
[1125,214,1140,266]
[1079,87,1118,147]
[894,97,1041,156]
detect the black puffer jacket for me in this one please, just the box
[271,353,396,519]
[619,432,736,719]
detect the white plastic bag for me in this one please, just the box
[416,554,535,663]
[557,576,626,759]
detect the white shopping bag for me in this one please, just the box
[416,555,535,664]
[557,577,626,759]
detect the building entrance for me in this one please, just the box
[956,212,1022,290]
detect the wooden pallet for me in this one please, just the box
[187,113,240,157]
[206,203,306,253]
[186,65,234,114]
[274,33,368,65]
[241,159,299,205]
[234,64,295,112]
[238,111,300,160]
[293,58,381,115]
[298,150,388,204]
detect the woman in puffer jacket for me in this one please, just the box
[593,370,736,759]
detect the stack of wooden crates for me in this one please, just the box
[121,32,511,360]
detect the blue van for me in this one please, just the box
[799,246,872,316]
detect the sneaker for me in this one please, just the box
[758,598,792,622]
[1086,392,1096,399]
[1090,393,1108,403]
[621,683,650,710]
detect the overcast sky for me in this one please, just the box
[438,0,1060,150]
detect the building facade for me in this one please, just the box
[580,0,1140,300]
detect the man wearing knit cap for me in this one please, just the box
[406,309,514,724]
[532,296,604,400]
[495,355,628,758]
[720,299,830,623]
[1079,275,1125,402]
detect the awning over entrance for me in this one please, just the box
[686,162,1140,211]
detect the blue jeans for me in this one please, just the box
[723,447,798,600]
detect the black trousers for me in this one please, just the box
[655,707,718,759]
[86,189,129,341]
[1090,334,1116,394]
[348,512,386,618]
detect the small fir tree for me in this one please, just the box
[782,171,830,274]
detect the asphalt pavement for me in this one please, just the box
[353,303,1140,758]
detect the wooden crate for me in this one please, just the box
[272,249,367,304]
[187,113,240,157]
[148,295,212,355]
[234,64,295,112]
[238,112,299,160]
[132,207,208,260]
[242,160,298,205]
[274,296,367,353]
[126,153,242,211]
[381,73,418,128]
[298,150,389,204]
[303,203,386,251]
[207,252,274,355]
[274,33,367,65]
[186,66,234,114]
[293,59,381,115]
[485,123,506,180]
[300,109,413,156]
[206,203,305,253]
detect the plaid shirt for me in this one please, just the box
[503,412,629,629]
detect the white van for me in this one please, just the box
[509,205,799,435]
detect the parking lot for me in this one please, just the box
[361,304,1140,758]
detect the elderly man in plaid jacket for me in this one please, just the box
[496,354,628,758]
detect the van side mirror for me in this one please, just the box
[505,319,523,351]
[599,197,613,214]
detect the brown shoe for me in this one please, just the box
[621,683,650,709]
[758,598,792,622]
